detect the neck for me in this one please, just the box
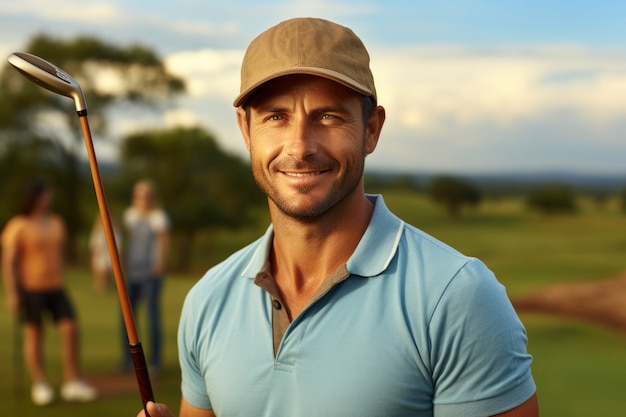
[135,205,153,215]
[268,192,373,318]
[29,208,49,219]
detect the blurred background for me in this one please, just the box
[1,1,625,416]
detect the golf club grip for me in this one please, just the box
[130,342,155,414]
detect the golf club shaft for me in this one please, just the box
[79,115,155,409]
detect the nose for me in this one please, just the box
[285,118,317,160]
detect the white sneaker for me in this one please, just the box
[31,381,55,406]
[61,380,98,402]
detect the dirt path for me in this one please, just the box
[87,372,141,398]
[512,273,626,335]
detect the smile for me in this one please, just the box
[284,171,323,177]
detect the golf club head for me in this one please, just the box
[7,52,87,114]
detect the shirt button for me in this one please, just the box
[272,300,282,310]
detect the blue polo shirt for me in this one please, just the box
[179,195,535,417]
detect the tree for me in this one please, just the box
[117,127,264,271]
[428,175,482,218]
[526,184,577,214]
[364,173,420,194]
[0,34,185,261]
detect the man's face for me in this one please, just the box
[36,189,54,213]
[237,74,381,220]
[132,182,153,211]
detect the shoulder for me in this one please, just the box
[394,221,479,290]
[392,220,519,337]
[2,215,27,232]
[1,215,31,243]
[182,237,265,315]
[149,209,170,230]
[123,207,137,225]
[405,223,506,311]
[403,223,469,260]
[377,218,510,335]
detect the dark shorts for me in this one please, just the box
[20,289,76,326]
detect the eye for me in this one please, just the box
[265,113,284,122]
[319,113,344,125]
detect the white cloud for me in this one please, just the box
[163,108,200,129]
[372,44,626,144]
[0,0,125,24]
[85,64,126,95]
[164,49,243,100]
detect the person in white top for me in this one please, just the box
[119,179,170,375]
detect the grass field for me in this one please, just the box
[1,191,625,416]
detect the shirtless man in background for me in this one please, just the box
[2,180,97,406]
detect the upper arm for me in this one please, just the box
[158,228,170,249]
[179,396,215,417]
[430,259,536,415]
[492,393,539,417]
[1,220,20,275]
[1,234,17,267]
[154,211,170,253]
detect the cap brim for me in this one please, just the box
[233,67,373,107]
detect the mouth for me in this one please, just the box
[283,171,324,177]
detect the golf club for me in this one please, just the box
[7,52,155,413]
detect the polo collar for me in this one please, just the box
[241,194,404,279]
[347,194,404,277]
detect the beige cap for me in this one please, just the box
[233,17,377,107]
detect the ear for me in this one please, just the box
[236,107,251,151]
[364,105,386,155]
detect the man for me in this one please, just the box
[2,181,97,406]
[139,17,538,417]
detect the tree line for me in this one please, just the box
[365,173,626,218]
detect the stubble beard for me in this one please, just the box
[251,154,366,222]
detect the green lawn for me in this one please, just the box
[522,315,626,416]
[0,271,196,417]
[1,191,625,416]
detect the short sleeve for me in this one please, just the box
[150,210,170,232]
[178,294,213,410]
[430,259,536,417]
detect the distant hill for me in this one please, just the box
[367,169,626,195]
[462,171,626,194]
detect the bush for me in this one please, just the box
[428,175,481,217]
[526,184,577,214]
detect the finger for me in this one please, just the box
[146,401,174,417]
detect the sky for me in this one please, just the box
[1,0,626,175]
